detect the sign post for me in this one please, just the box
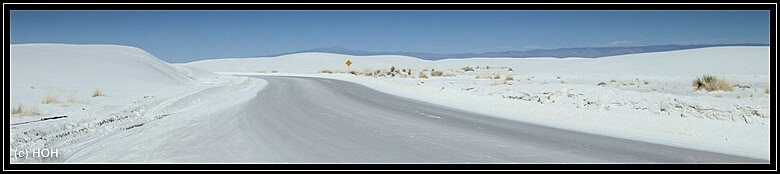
[345,59,352,72]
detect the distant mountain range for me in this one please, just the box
[268,43,769,60]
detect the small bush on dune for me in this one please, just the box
[692,75,733,92]
[12,105,39,117]
[598,82,607,86]
[505,75,514,81]
[492,74,501,80]
[462,66,474,72]
[67,94,77,104]
[431,70,443,77]
[92,88,104,97]
[766,85,770,95]
[42,91,59,104]
[319,70,334,74]
[362,68,374,76]
[419,72,428,79]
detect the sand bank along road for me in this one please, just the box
[68,76,765,163]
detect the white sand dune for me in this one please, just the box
[187,46,768,76]
[9,44,260,163]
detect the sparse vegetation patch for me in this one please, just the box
[92,88,104,97]
[419,72,428,79]
[692,75,733,92]
[42,91,59,104]
[11,105,39,117]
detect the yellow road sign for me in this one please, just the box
[346,59,352,67]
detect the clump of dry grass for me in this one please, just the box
[492,73,501,80]
[42,91,59,104]
[430,70,443,77]
[692,75,733,92]
[12,105,39,117]
[92,88,104,97]
[67,94,77,104]
[418,72,428,79]
[462,66,474,72]
[766,85,770,95]
[597,82,607,86]
[505,75,514,81]
[319,70,334,74]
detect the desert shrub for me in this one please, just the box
[67,94,77,104]
[42,91,59,104]
[419,72,428,79]
[505,75,514,81]
[492,74,500,79]
[643,80,650,85]
[319,70,334,74]
[462,66,474,72]
[597,82,607,86]
[12,105,39,117]
[431,70,443,77]
[92,88,104,97]
[766,85,770,94]
[692,75,733,92]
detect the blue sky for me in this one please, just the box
[10,10,770,63]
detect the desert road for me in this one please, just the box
[68,76,766,163]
